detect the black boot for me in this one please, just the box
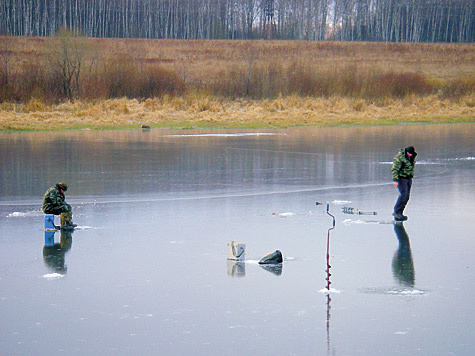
[60,211,77,229]
[392,212,405,221]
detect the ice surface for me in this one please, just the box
[0,125,473,356]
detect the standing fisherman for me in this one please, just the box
[391,146,417,221]
[43,182,76,229]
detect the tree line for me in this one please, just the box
[1,0,473,42]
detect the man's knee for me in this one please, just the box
[62,204,72,213]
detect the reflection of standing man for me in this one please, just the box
[43,182,76,228]
[392,223,414,288]
[391,146,417,221]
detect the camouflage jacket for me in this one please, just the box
[42,185,66,213]
[391,149,416,181]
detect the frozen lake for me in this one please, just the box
[1,124,474,355]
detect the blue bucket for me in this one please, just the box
[44,214,56,230]
[44,230,55,246]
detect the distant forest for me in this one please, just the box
[1,0,473,42]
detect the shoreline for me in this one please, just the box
[1,95,473,131]
[2,118,473,132]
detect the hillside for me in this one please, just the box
[0,36,474,130]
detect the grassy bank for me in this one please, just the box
[0,36,474,130]
[1,94,473,130]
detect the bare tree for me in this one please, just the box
[0,35,13,84]
[0,35,15,100]
[46,28,95,100]
[0,0,472,42]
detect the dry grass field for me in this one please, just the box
[0,36,474,130]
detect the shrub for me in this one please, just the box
[377,72,433,98]
[137,65,186,98]
[97,55,185,99]
[438,77,475,99]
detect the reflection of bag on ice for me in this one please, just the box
[226,260,246,277]
[259,250,283,265]
[226,241,245,261]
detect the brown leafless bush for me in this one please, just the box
[0,37,473,104]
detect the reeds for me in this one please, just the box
[1,94,473,131]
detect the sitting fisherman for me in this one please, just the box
[42,182,76,229]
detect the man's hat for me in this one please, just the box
[406,146,416,155]
[57,182,68,191]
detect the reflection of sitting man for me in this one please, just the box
[42,182,76,228]
[392,223,415,288]
[43,230,73,274]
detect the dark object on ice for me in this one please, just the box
[325,203,335,290]
[141,124,151,129]
[392,146,417,218]
[342,206,377,215]
[259,250,283,264]
[43,182,76,228]
[316,201,322,206]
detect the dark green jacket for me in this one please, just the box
[391,149,416,181]
[42,185,66,213]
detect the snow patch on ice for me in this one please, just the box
[272,211,323,217]
[42,273,65,280]
[332,200,352,205]
[272,212,296,217]
[319,288,341,294]
[342,218,394,225]
[360,287,426,296]
[378,160,439,165]
[164,133,283,138]
[74,225,93,230]
[244,260,260,265]
[342,218,376,225]
[7,210,42,218]
[379,157,474,165]
[386,289,425,296]
[447,156,475,161]
[413,161,441,165]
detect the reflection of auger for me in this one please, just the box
[323,202,335,355]
[325,203,335,291]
